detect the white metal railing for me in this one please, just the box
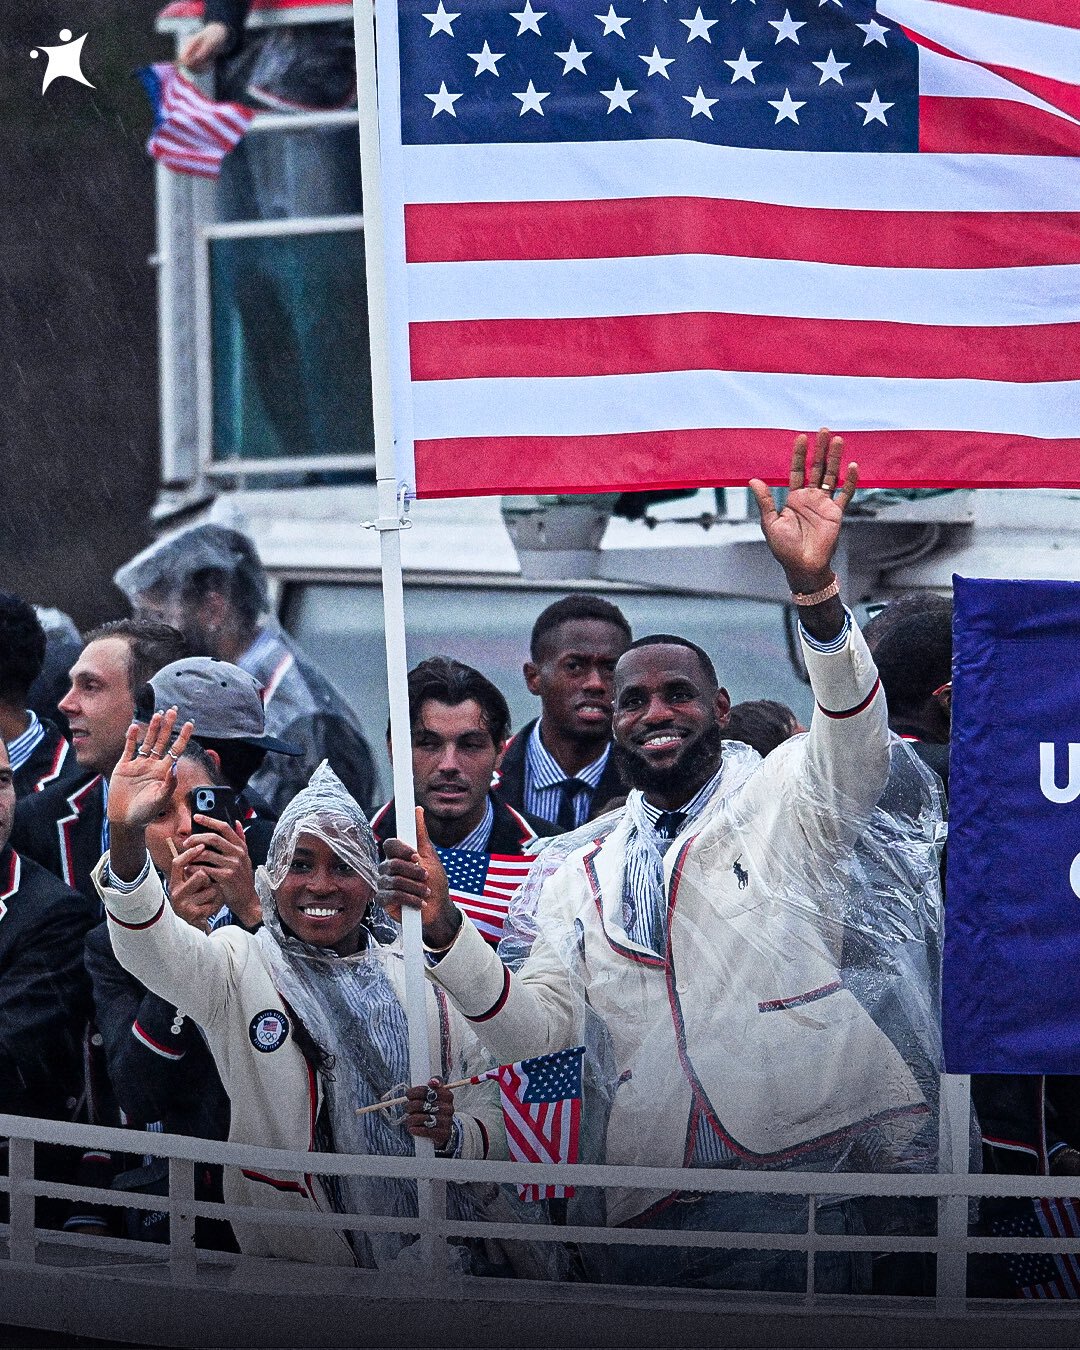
[6,1109,1080,1326]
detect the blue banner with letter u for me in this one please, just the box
[945,576,1080,1073]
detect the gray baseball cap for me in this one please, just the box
[136,657,302,756]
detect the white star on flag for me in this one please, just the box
[856,89,893,124]
[595,5,631,35]
[468,40,505,74]
[555,39,591,72]
[639,45,675,77]
[510,1,547,34]
[856,18,889,45]
[425,81,463,115]
[679,8,718,42]
[513,78,550,112]
[422,1,460,35]
[723,47,760,82]
[811,49,848,84]
[767,9,805,43]
[600,77,637,111]
[768,87,805,122]
[683,85,718,118]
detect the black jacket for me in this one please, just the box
[371,791,559,855]
[12,719,81,800]
[0,846,98,1120]
[496,718,625,823]
[10,773,105,908]
[84,922,229,1141]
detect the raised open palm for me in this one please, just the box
[749,430,858,589]
[108,708,195,831]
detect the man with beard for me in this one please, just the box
[379,432,936,1289]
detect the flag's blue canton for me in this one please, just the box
[137,65,166,132]
[519,1046,585,1103]
[399,0,917,148]
[437,846,491,891]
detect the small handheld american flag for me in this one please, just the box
[137,63,254,179]
[475,1045,585,1201]
[436,846,535,945]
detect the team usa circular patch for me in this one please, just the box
[249,1009,290,1053]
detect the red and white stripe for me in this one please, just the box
[491,1060,581,1201]
[147,64,254,179]
[449,853,534,943]
[391,0,1080,497]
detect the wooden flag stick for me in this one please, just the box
[354,1074,483,1116]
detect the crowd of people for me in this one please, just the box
[0,430,1065,1296]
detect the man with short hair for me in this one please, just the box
[0,592,79,799]
[372,656,559,944]
[497,595,631,828]
[114,523,377,816]
[381,434,943,1289]
[11,619,188,904]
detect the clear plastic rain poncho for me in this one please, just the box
[113,525,378,816]
[492,730,948,1287]
[253,763,559,1276]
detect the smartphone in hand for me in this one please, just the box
[188,785,240,830]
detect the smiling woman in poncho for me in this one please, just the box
[96,712,507,1267]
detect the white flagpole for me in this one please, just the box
[349,1,435,1124]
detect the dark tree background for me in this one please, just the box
[0,2,174,627]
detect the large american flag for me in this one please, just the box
[475,1045,585,1200]
[137,64,254,179]
[436,846,535,943]
[375,0,1080,496]
[990,1197,1080,1300]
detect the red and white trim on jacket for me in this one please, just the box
[503,801,540,846]
[34,737,71,792]
[56,775,103,889]
[260,651,294,708]
[0,850,21,922]
[466,965,512,1023]
[131,1020,185,1061]
[105,896,167,931]
[816,678,882,721]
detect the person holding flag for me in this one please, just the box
[371,656,561,944]
[380,431,945,1290]
[94,734,512,1268]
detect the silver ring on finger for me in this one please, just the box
[167,749,180,762]
[136,749,151,758]
[424,1087,439,1108]
[423,1112,438,1129]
